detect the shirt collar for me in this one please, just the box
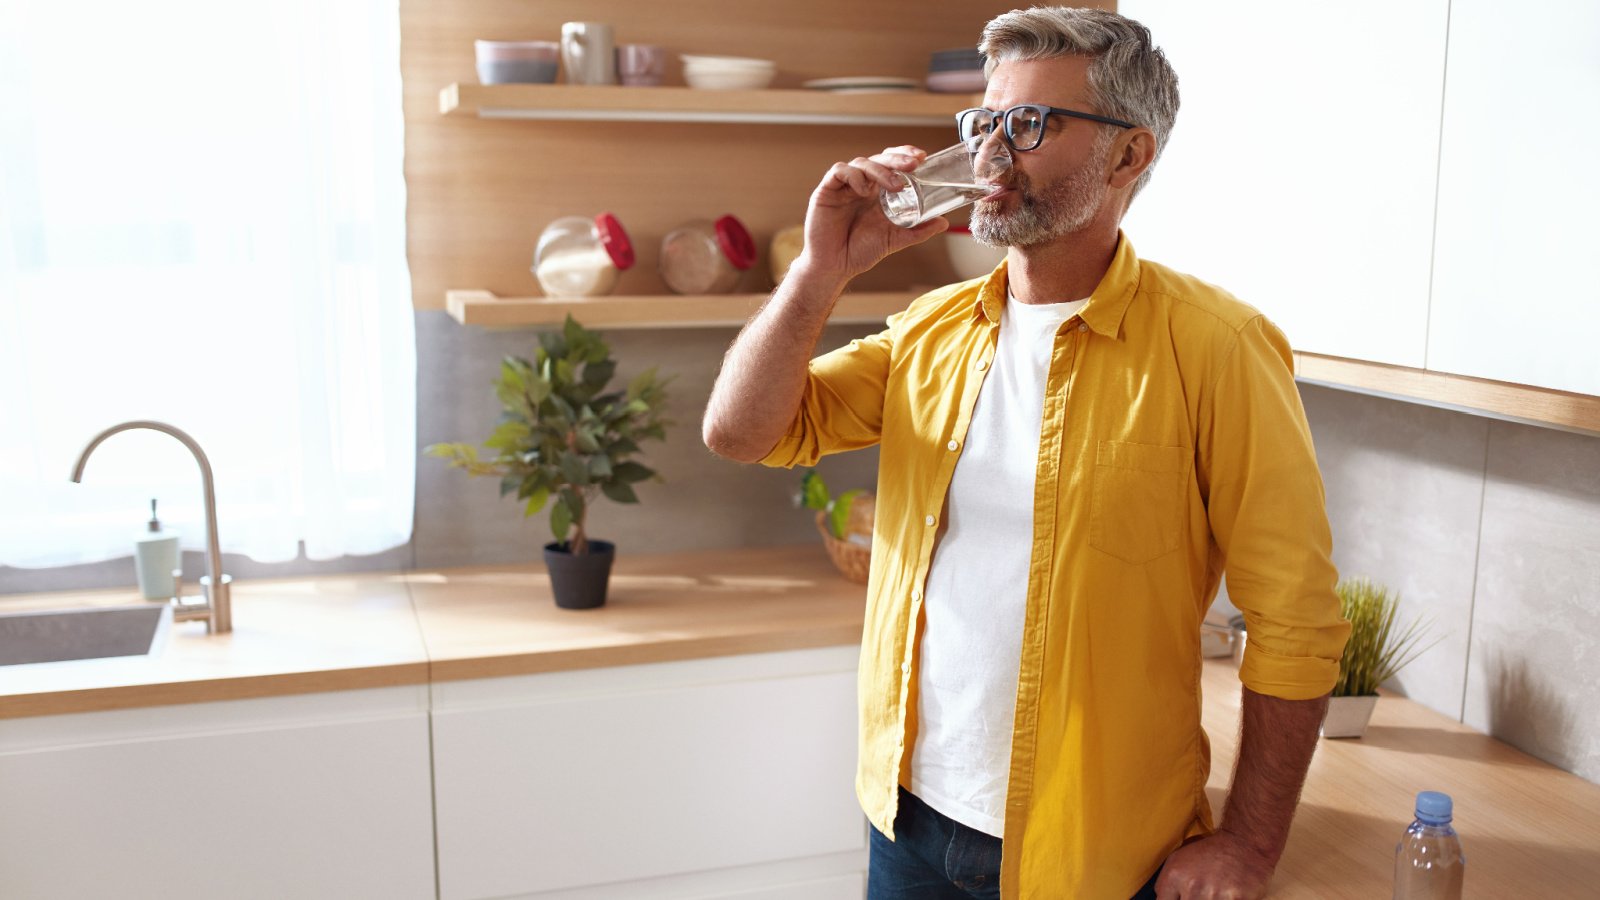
[972,230,1142,339]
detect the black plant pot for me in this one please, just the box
[542,540,616,610]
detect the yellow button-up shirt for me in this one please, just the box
[761,233,1350,899]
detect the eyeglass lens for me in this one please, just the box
[959,107,1047,152]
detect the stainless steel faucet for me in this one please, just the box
[70,420,233,634]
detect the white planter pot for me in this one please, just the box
[1321,694,1379,739]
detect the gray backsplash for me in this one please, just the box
[1299,383,1600,785]
[5,315,1596,786]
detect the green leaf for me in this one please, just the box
[555,357,575,384]
[484,420,531,452]
[601,481,639,504]
[573,428,601,454]
[524,486,550,516]
[607,436,641,456]
[583,359,616,388]
[800,470,830,510]
[539,330,566,361]
[588,455,613,480]
[525,376,552,407]
[559,451,590,485]
[563,315,585,349]
[829,489,865,539]
[550,498,573,543]
[547,394,577,425]
[626,367,657,401]
[494,376,523,412]
[613,461,654,483]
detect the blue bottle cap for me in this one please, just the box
[1415,791,1453,824]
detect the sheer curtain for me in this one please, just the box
[0,0,415,567]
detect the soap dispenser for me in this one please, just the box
[134,499,180,600]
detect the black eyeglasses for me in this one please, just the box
[956,104,1137,152]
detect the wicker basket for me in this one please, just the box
[815,511,871,584]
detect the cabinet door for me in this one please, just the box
[0,687,436,900]
[431,647,863,900]
[1119,0,1448,367]
[1425,0,1600,395]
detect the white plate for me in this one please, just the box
[802,76,921,91]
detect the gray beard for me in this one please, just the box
[970,143,1111,248]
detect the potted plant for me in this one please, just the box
[796,469,874,584]
[426,316,671,609]
[1322,577,1439,738]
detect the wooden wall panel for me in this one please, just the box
[400,0,1113,310]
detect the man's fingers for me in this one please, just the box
[821,162,875,199]
[888,215,949,249]
[849,156,911,193]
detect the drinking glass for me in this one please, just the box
[880,136,1011,228]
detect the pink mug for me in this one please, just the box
[616,44,665,86]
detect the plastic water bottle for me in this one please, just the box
[1394,791,1465,899]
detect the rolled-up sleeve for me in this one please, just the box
[1198,315,1351,699]
[758,314,898,469]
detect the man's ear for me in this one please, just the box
[1108,128,1157,191]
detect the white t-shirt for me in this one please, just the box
[910,289,1088,838]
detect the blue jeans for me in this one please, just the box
[867,786,1163,900]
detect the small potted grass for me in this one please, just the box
[1323,577,1439,738]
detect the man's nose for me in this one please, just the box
[972,128,1013,181]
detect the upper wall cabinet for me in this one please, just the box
[1426,0,1600,397]
[1118,0,1449,368]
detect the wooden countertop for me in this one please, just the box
[4,546,1599,894]
[1200,658,1600,897]
[0,545,864,718]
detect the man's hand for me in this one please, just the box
[1154,831,1274,899]
[791,145,949,286]
[1153,687,1329,899]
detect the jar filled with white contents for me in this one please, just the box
[658,215,756,294]
[532,212,635,297]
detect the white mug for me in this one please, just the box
[560,22,617,85]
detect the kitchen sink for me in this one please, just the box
[0,603,173,667]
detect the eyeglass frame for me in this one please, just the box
[955,104,1138,152]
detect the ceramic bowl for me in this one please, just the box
[943,228,1006,280]
[475,40,559,84]
[682,54,777,90]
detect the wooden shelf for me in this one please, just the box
[438,83,981,126]
[1294,351,1600,436]
[444,290,912,329]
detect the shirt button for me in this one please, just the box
[924,514,936,527]
[902,661,912,674]
[1078,323,1088,333]
[975,359,988,371]
[911,590,921,602]
[946,439,958,451]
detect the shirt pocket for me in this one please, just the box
[1090,440,1190,565]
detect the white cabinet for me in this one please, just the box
[0,686,436,900]
[430,646,866,900]
[1119,0,1449,368]
[1425,0,1600,396]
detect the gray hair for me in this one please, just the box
[979,7,1179,199]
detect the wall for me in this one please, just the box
[0,317,882,591]
[1295,385,1600,784]
[5,0,1597,794]
[411,314,881,567]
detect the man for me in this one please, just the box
[703,8,1350,900]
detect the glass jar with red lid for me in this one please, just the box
[658,215,756,295]
[532,212,635,297]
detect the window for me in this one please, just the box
[0,0,415,567]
